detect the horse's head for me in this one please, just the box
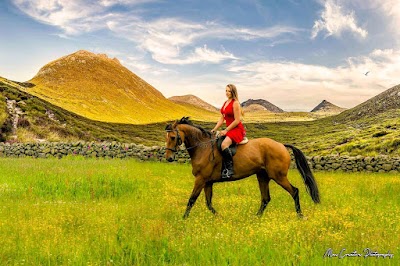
[165,121,185,162]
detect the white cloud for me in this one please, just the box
[226,49,400,110]
[12,0,301,65]
[108,17,300,65]
[12,0,112,34]
[100,0,158,7]
[312,0,367,39]
[374,0,400,38]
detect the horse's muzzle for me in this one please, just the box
[167,157,174,162]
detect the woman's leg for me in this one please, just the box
[221,136,234,178]
[221,136,233,150]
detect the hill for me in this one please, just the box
[23,50,218,124]
[241,99,284,113]
[169,95,218,112]
[0,79,169,145]
[311,100,346,114]
[333,84,400,122]
[243,104,272,112]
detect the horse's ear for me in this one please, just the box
[179,116,191,124]
[165,123,173,131]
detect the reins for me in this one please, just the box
[166,127,217,161]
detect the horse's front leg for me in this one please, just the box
[204,182,217,215]
[183,177,206,219]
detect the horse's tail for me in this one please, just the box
[284,144,320,203]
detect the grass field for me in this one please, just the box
[0,158,399,265]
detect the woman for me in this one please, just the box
[211,84,246,178]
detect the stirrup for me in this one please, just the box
[221,168,233,179]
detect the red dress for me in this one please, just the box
[221,99,246,143]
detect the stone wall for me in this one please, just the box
[308,155,399,173]
[0,142,167,161]
[0,142,399,173]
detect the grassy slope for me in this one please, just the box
[1,77,399,156]
[257,110,400,156]
[25,51,219,124]
[0,80,169,145]
[191,109,400,156]
[0,158,398,265]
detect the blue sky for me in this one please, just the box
[1,0,399,111]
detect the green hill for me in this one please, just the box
[0,79,166,145]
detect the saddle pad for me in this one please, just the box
[239,137,249,144]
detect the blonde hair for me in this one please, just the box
[226,84,244,117]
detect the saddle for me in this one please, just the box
[216,135,249,156]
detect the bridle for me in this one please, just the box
[165,129,183,153]
[165,127,216,154]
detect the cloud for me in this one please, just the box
[372,0,400,38]
[99,0,158,7]
[226,49,400,110]
[312,0,367,39]
[12,0,111,34]
[12,0,301,65]
[108,17,301,65]
[146,44,237,65]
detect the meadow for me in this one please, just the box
[0,157,399,265]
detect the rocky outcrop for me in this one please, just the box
[5,99,24,137]
[241,99,284,113]
[169,95,218,112]
[311,100,346,113]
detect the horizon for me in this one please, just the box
[1,0,399,111]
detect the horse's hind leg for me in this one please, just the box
[274,174,303,218]
[256,170,271,217]
[204,182,217,215]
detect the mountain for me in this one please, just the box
[168,95,218,112]
[243,104,272,112]
[310,100,346,113]
[333,84,400,122]
[24,50,218,124]
[241,99,284,113]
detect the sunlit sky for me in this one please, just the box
[1,0,399,111]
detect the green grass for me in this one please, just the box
[0,158,399,265]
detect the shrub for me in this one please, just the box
[372,131,389,138]
[17,117,30,128]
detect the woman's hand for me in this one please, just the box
[220,129,228,136]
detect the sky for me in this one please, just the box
[0,0,399,111]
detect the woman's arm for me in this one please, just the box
[211,114,224,132]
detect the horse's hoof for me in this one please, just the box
[297,213,304,219]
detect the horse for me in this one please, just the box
[165,117,320,219]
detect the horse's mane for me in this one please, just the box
[172,117,212,138]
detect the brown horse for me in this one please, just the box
[165,117,320,219]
